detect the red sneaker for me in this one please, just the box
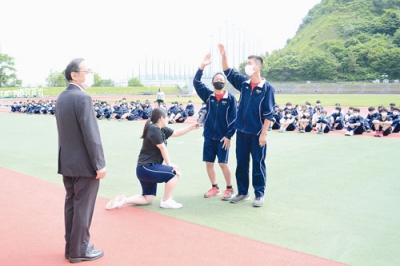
[222,188,234,201]
[204,187,220,198]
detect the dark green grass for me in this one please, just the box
[1,113,399,266]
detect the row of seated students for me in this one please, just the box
[270,101,399,137]
[92,98,198,123]
[10,100,56,115]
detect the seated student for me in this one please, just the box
[33,102,42,114]
[142,101,153,119]
[185,100,195,116]
[25,102,33,114]
[169,104,188,123]
[19,101,27,113]
[311,106,322,130]
[390,107,400,133]
[40,101,49,114]
[305,101,313,115]
[110,101,122,120]
[283,102,293,112]
[329,106,345,130]
[48,101,56,115]
[297,109,312,133]
[372,108,393,137]
[345,108,365,136]
[167,102,179,119]
[365,106,379,132]
[94,104,104,120]
[104,104,113,120]
[344,106,354,125]
[388,102,396,116]
[313,100,324,114]
[127,102,143,121]
[292,104,301,120]
[10,102,20,113]
[269,105,282,130]
[279,110,296,132]
[117,103,130,121]
[315,110,330,134]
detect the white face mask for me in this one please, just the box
[245,65,255,76]
[381,112,387,117]
[393,112,399,116]
[82,73,94,89]
[353,113,359,117]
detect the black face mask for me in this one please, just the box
[213,82,225,90]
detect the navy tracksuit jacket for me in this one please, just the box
[193,69,237,141]
[224,68,276,198]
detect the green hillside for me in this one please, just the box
[262,0,400,82]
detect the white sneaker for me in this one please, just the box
[106,194,126,210]
[160,198,183,209]
[345,130,353,136]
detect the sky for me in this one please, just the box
[0,0,321,86]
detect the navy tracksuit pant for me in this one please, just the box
[235,131,267,198]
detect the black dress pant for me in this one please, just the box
[63,176,99,258]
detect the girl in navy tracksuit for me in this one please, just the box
[193,53,237,201]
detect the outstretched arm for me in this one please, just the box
[171,123,199,137]
[218,44,229,71]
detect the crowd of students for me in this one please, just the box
[271,100,399,137]
[91,98,201,122]
[8,97,205,123]
[9,99,56,115]
[8,97,398,138]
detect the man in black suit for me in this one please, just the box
[56,58,107,263]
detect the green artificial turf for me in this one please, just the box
[1,112,399,266]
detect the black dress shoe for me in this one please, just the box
[65,243,95,259]
[69,249,104,263]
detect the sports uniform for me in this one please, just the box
[136,124,176,196]
[193,68,237,164]
[224,67,275,199]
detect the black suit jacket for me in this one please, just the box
[56,84,105,177]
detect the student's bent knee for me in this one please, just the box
[144,195,155,204]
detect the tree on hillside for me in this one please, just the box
[0,53,21,87]
[46,70,67,87]
[301,51,340,81]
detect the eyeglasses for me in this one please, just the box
[76,70,93,74]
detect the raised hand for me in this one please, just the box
[217,43,226,57]
[200,53,212,70]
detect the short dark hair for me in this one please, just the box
[368,106,375,111]
[353,107,360,112]
[247,55,263,66]
[65,58,84,81]
[212,72,225,82]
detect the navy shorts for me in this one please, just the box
[203,137,229,164]
[136,164,176,196]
